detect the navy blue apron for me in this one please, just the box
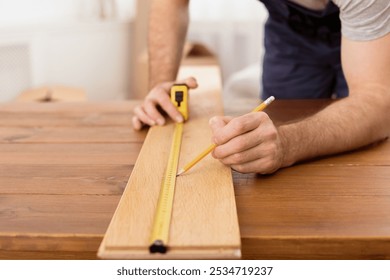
[259,0,348,99]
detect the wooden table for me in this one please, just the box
[1,100,389,260]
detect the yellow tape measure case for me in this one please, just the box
[170,84,189,121]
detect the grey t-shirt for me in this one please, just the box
[333,0,390,41]
[291,0,390,41]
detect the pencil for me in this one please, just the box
[177,96,275,176]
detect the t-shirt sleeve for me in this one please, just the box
[332,0,390,41]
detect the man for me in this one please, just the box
[132,0,390,174]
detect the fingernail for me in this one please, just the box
[209,117,216,125]
[176,115,184,123]
[157,119,165,126]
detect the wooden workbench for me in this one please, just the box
[1,100,390,259]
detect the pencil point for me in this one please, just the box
[176,169,184,176]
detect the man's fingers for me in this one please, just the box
[159,77,198,92]
[132,116,143,130]
[213,128,261,160]
[132,78,199,130]
[209,116,227,130]
[209,116,233,142]
[176,77,198,89]
[209,116,233,128]
[212,113,265,145]
[144,99,166,125]
[151,79,197,123]
[157,95,184,123]
[231,157,278,174]
[216,136,277,164]
[134,106,156,127]
[183,77,198,88]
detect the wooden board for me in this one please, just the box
[1,99,390,260]
[98,66,241,259]
[16,86,87,102]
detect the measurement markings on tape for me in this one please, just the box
[149,84,188,254]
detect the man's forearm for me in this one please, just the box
[148,0,190,89]
[279,35,390,168]
[279,89,390,168]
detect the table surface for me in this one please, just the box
[1,100,389,260]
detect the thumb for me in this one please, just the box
[209,116,233,143]
[209,116,229,131]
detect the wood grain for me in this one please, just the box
[0,101,140,127]
[98,66,241,259]
[0,112,133,127]
[0,126,146,143]
[234,162,390,259]
[0,195,120,234]
[0,101,139,113]
[0,164,132,195]
[1,97,390,259]
[0,235,101,260]
[0,143,142,165]
[241,237,390,260]
[16,85,87,102]
[233,164,390,197]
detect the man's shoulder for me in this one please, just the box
[332,0,390,41]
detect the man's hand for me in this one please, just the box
[209,112,285,174]
[132,77,198,130]
[134,0,191,130]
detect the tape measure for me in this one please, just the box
[149,84,189,254]
[170,84,189,121]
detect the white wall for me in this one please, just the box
[190,0,265,21]
[0,0,135,101]
[36,22,132,101]
[0,0,136,24]
[188,0,268,80]
[0,22,133,102]
[0,0,267,101]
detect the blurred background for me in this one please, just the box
[0,0,268,102]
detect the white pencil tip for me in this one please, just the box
[176,169,184,177]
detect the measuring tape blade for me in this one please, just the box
[149,84,188,254]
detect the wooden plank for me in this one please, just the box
[237,194,390,236]
[0,101,141,127]
[99,66,241,259]
[0,195,120,235]
[3,140,386,167]
[241,237,390,260]
[308,139,390,166]
[233,165,390,197]
[0,101,139,113]
[0,235,101,256]
[0,112,134,127]
[16,86,87,102]
[0,127,147,143]
[0,250,98,260]
[0,101,143,259]
[235,164,390,259]
[1,96,388,260]
[0,143,142,165]
[0,164,132,195]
